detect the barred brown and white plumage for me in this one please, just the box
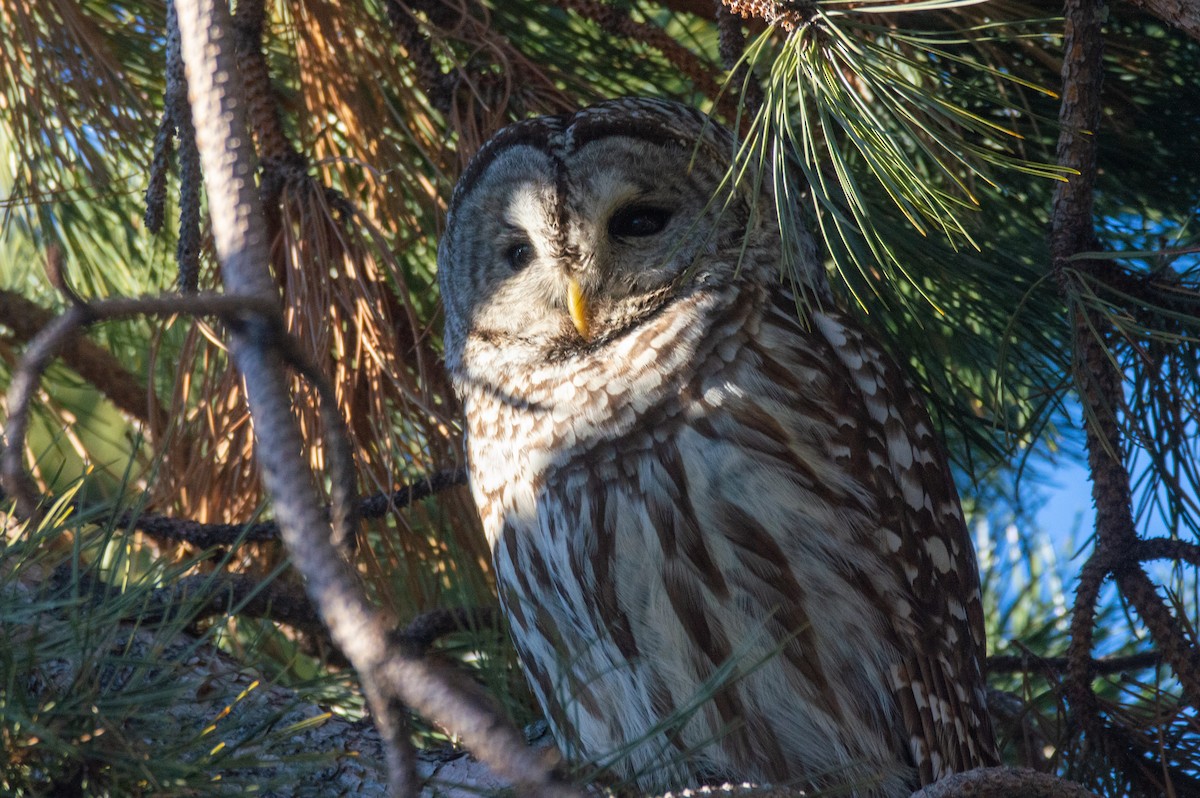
[438,97,998,795]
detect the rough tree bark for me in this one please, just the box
[169,0,582,795]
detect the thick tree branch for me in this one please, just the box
[173,1,418,790]
[1122,0,1200,42]
[171,2,578,795]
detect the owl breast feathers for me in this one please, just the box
[438,97,998,796]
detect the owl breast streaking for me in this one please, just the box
[438,97,998,796]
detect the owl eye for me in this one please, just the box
[505,241,534,271]
[608,205,671,238]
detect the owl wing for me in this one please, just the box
[792,296,999,782]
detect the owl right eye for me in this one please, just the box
[608,204,671,238]
[505,241,534,271]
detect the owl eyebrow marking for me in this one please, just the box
[570,125,693,155]
[448,117,564,215]
[498,216,531,239]
[547,150,580,264]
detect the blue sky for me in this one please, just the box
[1035,457,1095,553]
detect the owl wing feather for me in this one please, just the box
[789,295,999,782]
[446,96,997,794]
[501,281,998,792]
[477,284,996,794]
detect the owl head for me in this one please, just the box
[438,98,794,379]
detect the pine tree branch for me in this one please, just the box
[165,0,203,291]
[121,468,468,548]
[172,3,579,795]
[1053,0,1121,705]
[0,287,167,430]
[0,292,276,520]
[232,0,295,165]
[986,651,1162,675]
[172,1,420,790]
[383,0,454,112]
[1121,0,1200,43]
[551,0,725,101]
[1051,0,1200,785]
[53,565,326,636]
[394,606,501,653]
[1051,0,1132,751]
[0,282,465,550]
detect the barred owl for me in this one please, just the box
[439,98,997,796]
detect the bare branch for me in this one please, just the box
[166,0,203,291]
[383,0,454,113]
[171,1,579,794]
[0,291,275,519]
[53,564,327,638]
[1136,536,1200,567]
[552,0,724,100]
[127,468,467,547]
[231,0,295,165]
[0,288,166,430]
[395,606,501,654]
[987,651,1162,675]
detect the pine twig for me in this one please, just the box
[1050,0,1200,782]
[0,287,167,431]
[232,0,295,165]
[127,468,467,548]
[394,606,501,653]
[986,651,1162,676]
[384,0,454,113]
[716,2,763,119]
[552,0,724,100]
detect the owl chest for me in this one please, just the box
[466,389,685,546]
[465,354,877,614]
[469,400,687,684]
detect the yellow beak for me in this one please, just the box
[567,277,591,340]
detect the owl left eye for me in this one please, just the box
[608,205,671,238]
